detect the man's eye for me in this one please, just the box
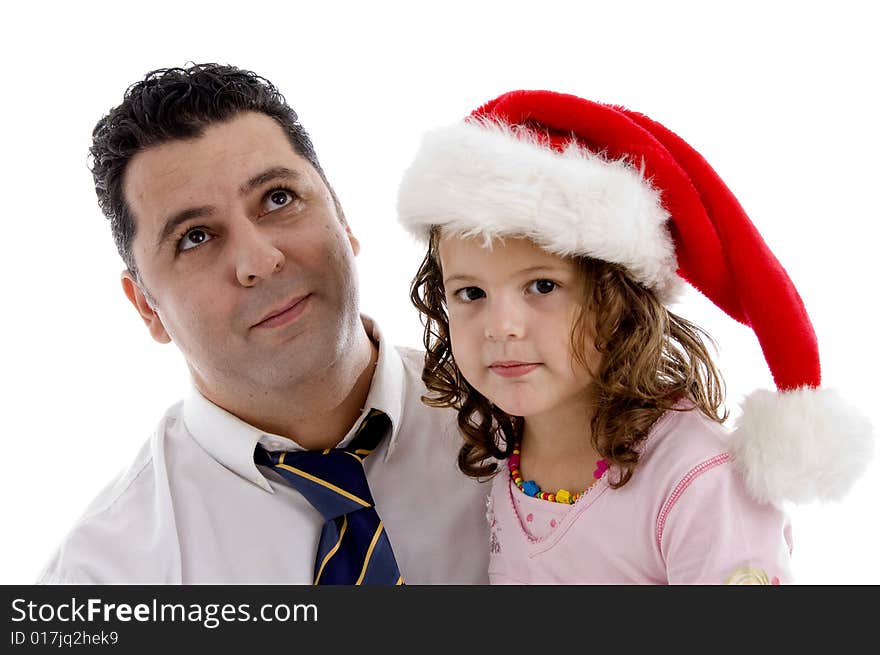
[178,228,212,252]
[453,287,486,302]
[261,188,296,214]
[527,279,557,295]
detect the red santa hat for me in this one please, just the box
[397,89,874,506]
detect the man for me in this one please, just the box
[38,63,490,584]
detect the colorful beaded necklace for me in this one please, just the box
[507,443,609,505]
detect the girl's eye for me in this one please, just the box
[528,279,557,295]
[178,227,212,252]
[453,287,486,302]
[261,188,296,214]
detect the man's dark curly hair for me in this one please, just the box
[90,62,329,278]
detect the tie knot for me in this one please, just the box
[255,409,391,520]
[253,409,402,584]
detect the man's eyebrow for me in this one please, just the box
[156,206,215,250]
[239,166,302,196]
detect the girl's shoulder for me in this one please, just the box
[633,405,733,489]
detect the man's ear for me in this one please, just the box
[345,222,361,257]
[328,184,359,256]
[121,271,171,344]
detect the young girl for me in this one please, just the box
[397,90,873,584]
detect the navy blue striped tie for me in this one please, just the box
[255,409,404,585]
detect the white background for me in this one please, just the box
[1,0,877,584]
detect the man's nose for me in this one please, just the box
[484,295,525,341]
[234,222,285,287]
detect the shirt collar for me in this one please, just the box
[182,315,407,492]
[358,314,405,460]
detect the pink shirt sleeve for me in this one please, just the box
[658,456,794,584]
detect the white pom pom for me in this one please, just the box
[729,387,875,505]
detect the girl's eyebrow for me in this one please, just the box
[443,264,567,286]
[443,273,479,286]
[516,265,565,275]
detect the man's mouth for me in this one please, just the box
[252,294,311,329]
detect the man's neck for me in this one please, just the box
[195,330,379,450]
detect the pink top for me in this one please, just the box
[487,408,793,584]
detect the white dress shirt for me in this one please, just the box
[38,318,491,584]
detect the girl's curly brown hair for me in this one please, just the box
[410,229,728,489]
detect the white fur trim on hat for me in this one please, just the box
[397,120,684,302]
[729,387,875,505]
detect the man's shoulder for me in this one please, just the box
[389,343,437,402]
[391,344,451,413]
[37,403,183,584]
[392,344,428,380]
[384,343,461,443]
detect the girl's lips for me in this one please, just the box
[488,362,540,378]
